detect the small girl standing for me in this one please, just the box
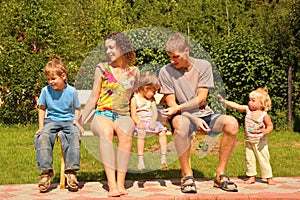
[218,88,275,185]
[130,72,168,170]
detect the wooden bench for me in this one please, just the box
[58,90,93,189]
[57,90,196,188]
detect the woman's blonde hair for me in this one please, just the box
[44,58,67,77]
[135,71,160,93]
[249,87,272,111]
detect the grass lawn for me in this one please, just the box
[0,124,299,185]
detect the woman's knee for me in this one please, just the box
[115,116,135,135]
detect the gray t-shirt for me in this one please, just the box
[159,58,214,117]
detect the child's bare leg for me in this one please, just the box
[245,176,255,184]
[159,130,168,168]
[137,129,146,170]
[267,177,275,185]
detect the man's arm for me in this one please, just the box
[164,87,208,116]
[182,112,211,133]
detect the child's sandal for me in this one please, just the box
[64,170,79,190]
[38,170,54,192]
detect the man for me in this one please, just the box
[158,32,238,193]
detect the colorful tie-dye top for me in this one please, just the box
[96,63,138,115]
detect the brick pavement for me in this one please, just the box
[0,177,300,200]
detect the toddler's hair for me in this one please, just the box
[135,71,160,93]
[249,87,272,111]
[44,58,67,77]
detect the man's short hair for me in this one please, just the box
[166,32,188,53]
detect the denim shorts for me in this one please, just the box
[169,113,222,137]
[94,110,130,121]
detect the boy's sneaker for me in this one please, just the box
[64,170,79,191]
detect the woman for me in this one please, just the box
[80,32,139,197]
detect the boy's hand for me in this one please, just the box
[35,130,42,135]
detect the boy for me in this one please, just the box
[34,58,83,192]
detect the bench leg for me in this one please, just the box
[57,136,65,189]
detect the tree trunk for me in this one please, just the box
[287,65,293,130]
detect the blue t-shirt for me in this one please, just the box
[37,84,80,122]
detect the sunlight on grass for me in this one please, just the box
[0,124,299,185]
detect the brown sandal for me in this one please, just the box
[64,170,79,190]
[38,170,54,192]
[181,176,197,193]
[214,174,238,192]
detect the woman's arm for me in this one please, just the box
[79,67,103,124]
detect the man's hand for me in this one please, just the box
[195,118,211,133]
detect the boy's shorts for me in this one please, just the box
[169,113,222,137]
[95,110,130,121]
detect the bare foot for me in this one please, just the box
[108,187,120,197]
[161,154,168,168]
[118,185,128,196]
[245,176,255,184]
[267,178,275,185]
[119,188,129,196]
[137,161,145,170]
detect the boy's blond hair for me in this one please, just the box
[249,87,272,111]
[44,58,67,77]
[166,32,188,53]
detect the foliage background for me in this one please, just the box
[0,0,299,130]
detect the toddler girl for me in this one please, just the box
[130,71,168,170]
[218,88,275,185]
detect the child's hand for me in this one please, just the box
[137,121,146,130]
[217,95,224,103]
[149,122,156,130]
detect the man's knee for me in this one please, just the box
[223,115,239,136]
[173,115,191,138]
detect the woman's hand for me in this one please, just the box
[73,120,85,135]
